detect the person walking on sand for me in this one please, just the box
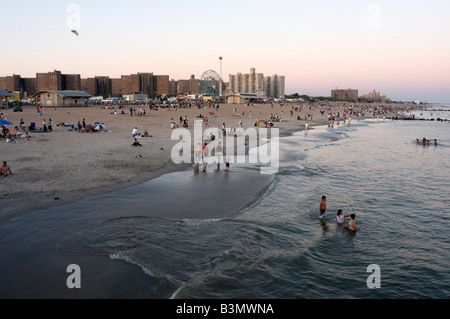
[319,196,327,217]
[0,161,12,177]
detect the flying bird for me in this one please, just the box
[71,30,79,36]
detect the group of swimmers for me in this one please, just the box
[416,138,438,145]
[319,196,357,231]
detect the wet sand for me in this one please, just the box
[1,102,330,223]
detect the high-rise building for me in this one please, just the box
[154,75,170,96]
[95,76,111,97]
[0,74,20,92]
[360,90,388,103]
[81,78,97,96]
[63,74,82,91]
[177,75,200,95]
[169,79,178,96]
[36,70,63,91]
[21,78,36,97]
[265,74,285,98]
[229,68,285,98]
[121,73,156,96]
[81,76,113,97]
[111,78,122,97]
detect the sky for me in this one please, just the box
[1,0,450,102]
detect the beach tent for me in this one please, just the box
[94,123,105,131]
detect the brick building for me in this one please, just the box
[36,70,63,91]
[63,74,81,91]
[154,75,170,96]
[331,89,359,102]
[177,75,200,95]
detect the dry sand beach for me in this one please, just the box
[1,102,409,223]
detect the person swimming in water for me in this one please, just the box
[343,214,357,231]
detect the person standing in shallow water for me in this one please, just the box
[344,214,357,232]
[319,196,326,216]
[202,143,209,172]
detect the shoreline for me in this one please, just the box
[0,102,417,224]
[0,102,426,299]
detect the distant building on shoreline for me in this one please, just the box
[229,68,285,98]
[177,75,200,95]
[36,70,81,92]
[331,88,359,102]
[1,68,284,100]
[359,89,389,103]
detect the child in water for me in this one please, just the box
[336,210,357,231]
[344,214,357,231]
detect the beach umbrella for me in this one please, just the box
[94,123,105,131]
[0,120,13,125]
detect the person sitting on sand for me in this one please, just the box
[0,161,12,177]
[132,138,142,147]
[343,214,357,231]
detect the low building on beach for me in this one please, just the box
[226,93,266,104]
[31,90,92,107]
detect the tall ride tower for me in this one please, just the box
[219,56,223,97]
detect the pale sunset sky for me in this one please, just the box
[1,0,449,102]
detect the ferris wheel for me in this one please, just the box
[200,70,221,82]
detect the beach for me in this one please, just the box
[1,102,413,224]
[1,101,449,300]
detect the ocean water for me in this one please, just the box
[1,106,449,299]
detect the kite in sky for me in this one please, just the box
[71,30,79,36]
